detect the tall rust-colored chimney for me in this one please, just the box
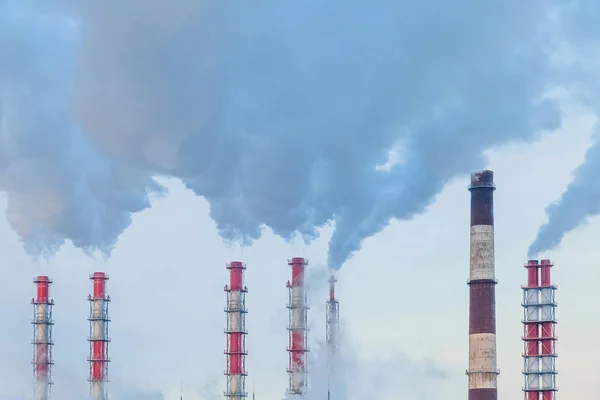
[466,170,499,400]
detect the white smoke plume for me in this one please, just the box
[281,267,448,400]
[282,323,448,400]
[0,0,165,258]
[4,0,592,269]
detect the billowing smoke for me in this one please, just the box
[2,0,565,268]
[528,128,600,258]
[0,0,165,258]
[528,2,600,258]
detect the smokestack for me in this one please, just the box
[224,261,248,400]
[522,259,558,400]
[88,272,110,400]
[32,276,54,400]
[466,170,499,400]
[325,274,339,397]
[286,257,309,395]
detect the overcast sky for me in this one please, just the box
[1,103,599,399]
[2,1,600,399]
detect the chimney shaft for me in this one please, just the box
[522,259,558,400]
[286,257,309,395]
[326,275,339,365]
[224,261,248,400]
[88,272,110,400]
[32,276,54,400]
[466,170,499,400]
[326,275,339,399]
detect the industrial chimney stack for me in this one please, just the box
[224,261,248,400]
[326,275,339,399]
[522,259,558,400]
[466,170,499,400]
[88,272,111,400]
[326,275,339,357]
[286,257,309,396]
[32,276,54,400]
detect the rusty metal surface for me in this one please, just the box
[467,170,498,399]
[468,370,498,390]
[470,170,494,188]
[469,283,496,334]
[470,188,494,226]
[469,170,495,226]
[468,388,497,400]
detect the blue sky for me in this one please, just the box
[2,1,600,399]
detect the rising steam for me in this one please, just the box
[2,0,567,268]
[528,125,600,258]
[0,0,165,258]
[287,324,448,400]
[528,2,600,258]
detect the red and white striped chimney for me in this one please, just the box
[224,261,248,400]
[88,272,110,400]
[32,276,54,400]
[522,259,558,400]
[286,257,309,396]
[466,170,499,400]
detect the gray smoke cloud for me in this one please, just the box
[2,0,567,268]
[528,2,600,258]
[528,130,600,258]
[0,0,165,258]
